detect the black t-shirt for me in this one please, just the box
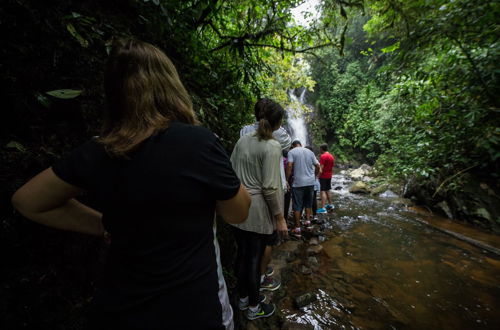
[52,122,240,329]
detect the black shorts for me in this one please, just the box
[265,230,279,246]
[319,178,332,191]
[292,186,314,211]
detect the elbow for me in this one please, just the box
[218,188,251,224]
[11,189,37,219]
[11,190,24,214]
[231,195,251,224]
[11,191,32,220]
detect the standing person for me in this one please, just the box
[305,146,320,220]
[240,99,291,292]
[231,98,288,320]
[11,38,251,330]
[316,143,335,214]
[286,140,320,238]
[282,149,292,220]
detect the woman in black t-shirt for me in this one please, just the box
[12,39,250,330]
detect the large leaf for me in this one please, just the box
[66,23,89,48]
[46,89,82,99]
[6,141,26,152]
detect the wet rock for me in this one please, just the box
[391,198,414,207]
[282,320,314,330]
[436,201,453,219]
[334,186,342,190]
[280,267,293,283]
[379,190,399,198]
[309,237,319,245]
[359,164,372,171]
[370,184,389,196]
[475,208,492,221]
[307,245,323,255]
[300,265,312,275]
[362,176,373,182]
[318,235,326,242]
[404,173,500,231]
[322,244,342,259]
[349,181,370,194]
[275,250,297,263]
[349,168,366,180]
[308,256,319,266]
[279,241,301,252]
[294,292,317,308]
[347,164,373,180]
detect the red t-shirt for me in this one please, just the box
[319,152,335,179]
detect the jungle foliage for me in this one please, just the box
[311,0,500,193]
[0,1,343,328]
[1,0,499,328]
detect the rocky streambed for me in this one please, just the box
[236,172,500,330]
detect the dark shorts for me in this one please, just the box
[319,178,332,191]
[292,186,314,211]
[265,230,279,246]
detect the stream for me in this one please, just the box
[277,173,500,329]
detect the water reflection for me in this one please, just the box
[280,174,500,329]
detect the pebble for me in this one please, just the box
[294,292,317,308]
[308,256,319,266]
[300,265,312,275]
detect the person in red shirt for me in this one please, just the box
[317,144,335,213]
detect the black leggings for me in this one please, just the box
[312,191,317,215]
[284,190,291,217]
[232,227,268,306]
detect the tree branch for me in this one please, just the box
[243,42,337,54]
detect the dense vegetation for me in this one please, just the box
[1,0,498,328]
[310,0,499,229]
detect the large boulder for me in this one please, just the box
[405,173,500,231]
[370,184,389,196]
[347,164,374,181]
[359,164,372,171]
[349,181,370,194]
[349,168,366,180]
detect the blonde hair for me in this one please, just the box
[100,38,198,157]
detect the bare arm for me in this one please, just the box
[315,164,320,177]
[216,184,250,224]
[286,162,293,181]
[11,168,104,236]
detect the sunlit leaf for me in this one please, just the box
[46,89,83,99]
[6,141,26,152]
[66,23,89,48]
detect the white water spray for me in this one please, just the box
[286,89,309,146]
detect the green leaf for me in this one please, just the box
[66,23,89,48]
[6,141,26,152]
[381,41,400,53]
[35,93,51,108]
[46,89,83,99]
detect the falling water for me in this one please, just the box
[286,89,309,146]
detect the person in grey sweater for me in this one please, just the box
[231,98,288,320]
[239,99,291,291]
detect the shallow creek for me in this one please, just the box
[277,174,500,329]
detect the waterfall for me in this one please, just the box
[286,89,309,146]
